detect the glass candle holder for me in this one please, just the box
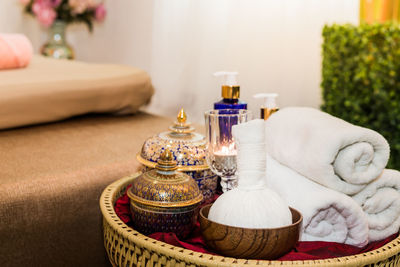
[204,109,252,192]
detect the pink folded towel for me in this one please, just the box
[0,33,33,70]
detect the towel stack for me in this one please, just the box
[265,107,399,247]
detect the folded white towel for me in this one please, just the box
[265,107,390,195]
[266,155,369,247]
[353,169,400,241]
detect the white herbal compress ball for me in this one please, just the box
[208,119,292,228]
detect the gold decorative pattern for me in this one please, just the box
[155,149,178,171]
[137,153,209,171]
[127,154,203,238]
[128,160,203,208]
[138,108,218,204]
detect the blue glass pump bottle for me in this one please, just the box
[213,71,247,110]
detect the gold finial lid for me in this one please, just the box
[137,108,209,172]
[129,148,203,207]
[169,108,195,135]
[222,85,240,99]
[177,108,187,123]
[155,148,178,171]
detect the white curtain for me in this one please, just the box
[0,0,359,123]
[146,0,359,123]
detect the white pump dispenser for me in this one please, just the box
[254,93,278,109]
[213,71,239,86]
[253,93,279,120]
[213,71,241,100]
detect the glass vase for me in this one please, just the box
[204,109,252,192]
[41,20,74,60]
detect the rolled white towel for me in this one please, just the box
[265,107,390,195]
[266,154,369,247]
[353,169,400,241]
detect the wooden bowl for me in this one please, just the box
[199,204,303,260]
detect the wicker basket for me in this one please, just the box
[100,174,400,267]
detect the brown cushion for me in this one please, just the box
[0,113,172,267]
[0,55,154,130]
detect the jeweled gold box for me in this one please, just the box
[128,149,203,238]
[137,109,218,203]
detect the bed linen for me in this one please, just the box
[0,55,154,129]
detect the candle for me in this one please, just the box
[214,143,237,156]
[204,109,251,192]
[210,143,237,184]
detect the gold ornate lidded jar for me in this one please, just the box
[137,109,218,203]
[128,149,203,238]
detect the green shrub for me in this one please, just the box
[321,23,400,170]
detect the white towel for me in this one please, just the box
[266,155,369,247]
[353,169,400,241]
[265,107,390,195]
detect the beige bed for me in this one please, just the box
[0,55,154,129]
[0,57,170,267]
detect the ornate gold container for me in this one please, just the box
[137,109,218,203]
[128,150,203,238]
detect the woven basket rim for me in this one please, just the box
[100,173,400,266]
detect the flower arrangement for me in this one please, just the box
[20,0,106,30]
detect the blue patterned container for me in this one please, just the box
[137,109,218,204]
[128,149,203,238]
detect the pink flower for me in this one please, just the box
[37,8,57,27]
[69,0,94,14]
[51,0,62,7]
[95,3,106,22]
[32,1,57,27]
[32,0,50,13]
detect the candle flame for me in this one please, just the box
[214,143,237,156]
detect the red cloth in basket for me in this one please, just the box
[114,186,397,261]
